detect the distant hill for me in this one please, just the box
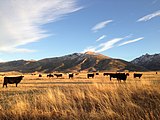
[0,52,147,73]
[131,53,160,71]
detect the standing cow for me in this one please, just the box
[68,73,74,79]
[39,74,42,77]
[87,73,94,78]
[109,73,118,81]
[54,73,63,78]
[116,73,129,82]
[134,73,142,79]
[47,74,54,78]
[103,73,111,76]
[3,76,24,88]
[109,73,129,82]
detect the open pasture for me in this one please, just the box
[0,72,160,120]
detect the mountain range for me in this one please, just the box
[0,52,159,73]
[131,53,160,71]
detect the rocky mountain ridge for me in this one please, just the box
[0,52,148,73]
[131,53,160,71]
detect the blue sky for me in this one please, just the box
[0,0,160,62]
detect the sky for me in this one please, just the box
[0,0,160,62]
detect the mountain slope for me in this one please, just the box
[131,53,160,71]
[0,52,147,73]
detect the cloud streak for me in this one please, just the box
[91,20,113,32]
[118,37,144,46]
[0,0,82,53]
[83,36,125,53]
[83,36,143,53]
[95,38,123,52]
[96,35,106,42]
[137,10,160,22]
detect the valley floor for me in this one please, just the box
[0,72,160,120]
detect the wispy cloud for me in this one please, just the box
[83,35,142,53]
[137,10,160,22]
[95,38,123,52]
[118,37,144,46]
[91,20,113,32]
[0,0,82,53]
[83,36,126,53]
[96,35,106,42]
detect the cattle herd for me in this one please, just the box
[2,71,158,88]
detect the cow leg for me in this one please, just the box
[16,83,18,87]
[110,76,112,81]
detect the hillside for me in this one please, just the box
[131,53,160,71]
[0,52,147,73]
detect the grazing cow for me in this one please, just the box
[103,73,111,76]
[96,73,99,75]
[69,73,74,79]
[116,73,129,82]
[39,74,42,77]
[47,74,54,78]
[134,73,142,79]
[54,73,63,78]
[3,76,24,88]
[87,73,94,78]
[156,72,158,74]
[109,73,118,81]
[109,73,129,82]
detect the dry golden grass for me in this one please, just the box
[0,72,160,120]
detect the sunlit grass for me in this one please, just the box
[0,72,159,119]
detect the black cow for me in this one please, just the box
[134,73,142,79]
[54,73,63,78]
[116,73,129,82]
[109,73,129,81]
[47,74,54,78]
[68,73,74,79]
[96,73,99,75]
[3,76,24,88]
[39,74,42,77]
[87,73,94,78]
[103,73,111,76]
[109,73,118,81]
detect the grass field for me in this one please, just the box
[0,72,160,120]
